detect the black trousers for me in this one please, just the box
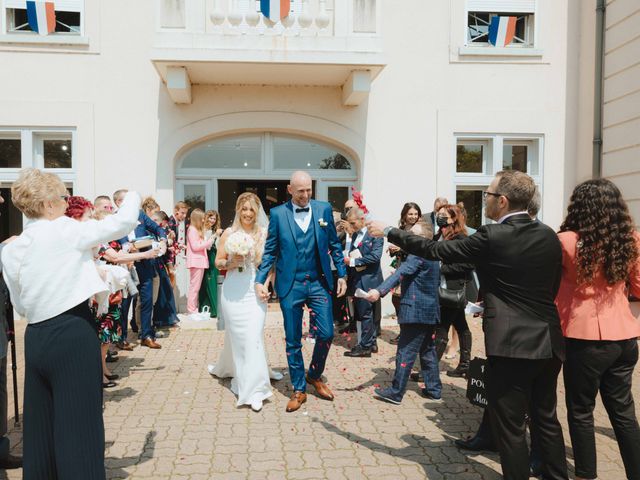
[24,303,106,480]
[435,306,470,355]
[486,355,568,480]
[564,338,640,480]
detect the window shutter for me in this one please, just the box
[3,0,83,12]
[467,0,535,13]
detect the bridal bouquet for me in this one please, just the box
[224,231,255,272]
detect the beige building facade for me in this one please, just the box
[0,0,636,236]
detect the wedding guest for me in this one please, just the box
[150,211,179,328]
[94,195,113,213]
[422,196,448,236]
[388,202,424,345]
[199,210,223,317]
[168,201,190,311]
[366,221,442,404]
[368,170,568,480]
[112,189,127,211]
[118,193,167,349]
[557,179,640,480]
[336,200,356,333]
[186,209,214,317]
[2,168,140,480]
[0,192,22,470]
[434,203,476,378]
[343,208,384,357]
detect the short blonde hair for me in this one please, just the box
[174,201,189,211]
[11,168,66,219]
[142,197,160,214]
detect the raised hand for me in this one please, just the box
[366,220,388,238]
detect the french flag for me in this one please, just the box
[26,1,56,36]
[488,16,516,47]
[260,0,291,23]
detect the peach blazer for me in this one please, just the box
[186,226,213,269]
[556,231,640,341]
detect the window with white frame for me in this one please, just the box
[0,127,76,236]
[454,134,542,228]
[3,0,83,35]
[466,0,535,48]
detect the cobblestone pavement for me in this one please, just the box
[2,313,638,479]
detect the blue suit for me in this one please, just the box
[376,254,442,401]
[119,211,167,341]
[347,230,383,349]
[256,200,346,392]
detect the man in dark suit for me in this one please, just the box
[0,191,21,470]
[368,170,568,480]
[343,208,384,358]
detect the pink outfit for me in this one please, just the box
[555,231,640,341]
[186,226,214,313]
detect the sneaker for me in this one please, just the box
[251,400,263,412]
[373,387,401,405]
[421,390,443,403]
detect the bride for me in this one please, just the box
[207,192,282,412]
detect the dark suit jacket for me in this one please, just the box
[119,211,167,283]
[388,213,565,361]
[377,254,440,325]
[347,231,384,292]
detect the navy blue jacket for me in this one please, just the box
[347,231,384,293]
[119,211,167,283]
[377,254,440,325]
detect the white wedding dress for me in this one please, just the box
[209,257,274,408]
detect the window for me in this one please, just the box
[4,0,83,35]
[33,133,73,169]
[466,0,535,48]
[0,134,21,168]
[454,134,542,228]
[273,135,352,170]
[181,135,262,169]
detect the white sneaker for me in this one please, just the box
[269,369,284,381]
[251,400,263,412]
[207,364,216,375]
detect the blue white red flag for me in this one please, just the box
[26,1,56,36]
[260,0,291,22]
[488,16,516,47]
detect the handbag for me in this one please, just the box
[466,357,488,408]
[438,274,467,309]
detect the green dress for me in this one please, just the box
[198,243,219,317]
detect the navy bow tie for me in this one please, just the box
[295,207,310,213]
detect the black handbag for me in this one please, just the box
[438,274,467,309]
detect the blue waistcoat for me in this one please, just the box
[294,221,321,282]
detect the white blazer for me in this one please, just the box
[1,191,141,324]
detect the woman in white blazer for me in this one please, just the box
[1,168,140,480]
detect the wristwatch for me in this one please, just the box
[383,226,393,237]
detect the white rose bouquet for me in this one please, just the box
[224,231,255,272]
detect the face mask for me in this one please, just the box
[436,215,450,228]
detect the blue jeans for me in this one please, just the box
[279,279,333,392]
[389,324,441,401]
[354,297,376,349]
[153,266,179,327]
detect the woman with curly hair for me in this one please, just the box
[557,178,640,480]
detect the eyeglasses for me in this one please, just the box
[60,195,70,203]
[482,191,505,200]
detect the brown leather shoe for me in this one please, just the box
[306,375,334,401]
[141,338,162,349]
[286,391,307,412]
[116,341,134,351]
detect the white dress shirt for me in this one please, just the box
[292,201,312,233]
[349,227,367,267]
[1,191,141,324]
[497,211,529,224]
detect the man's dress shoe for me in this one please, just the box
[454,435,498,453]
[306,375,334,400]
[286,392,307,412]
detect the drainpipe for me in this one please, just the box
[593,0,606,178]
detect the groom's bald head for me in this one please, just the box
[288,171,313,207]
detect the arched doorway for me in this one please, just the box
[175,132,358,226]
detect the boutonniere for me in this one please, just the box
[318,218,328,228]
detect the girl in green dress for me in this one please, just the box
[199,210,223,317]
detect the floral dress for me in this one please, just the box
[94,241,124,344]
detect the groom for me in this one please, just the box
[256,171,347,412]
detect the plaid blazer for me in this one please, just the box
[377,254,440,325]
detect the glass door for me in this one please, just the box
[176,180,213,212]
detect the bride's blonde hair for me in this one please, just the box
[232,192,266,265]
